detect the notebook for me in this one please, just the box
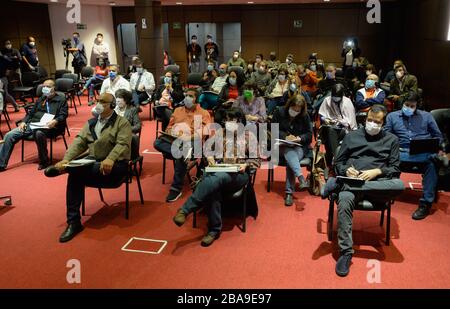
[205,164,241,173]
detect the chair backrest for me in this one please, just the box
[37,66,48,79]
[228,66,244,76]
[81,66,94,78]
[62,73,79,83]
[55,78,74,92]
[36,84,43,97]
[187,73,203,86]
[55,69,72,80]
[21,71,41,87]
[165,64,180,75]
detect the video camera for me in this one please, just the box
[61,38,72,49]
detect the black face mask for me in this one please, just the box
[270,56,276,61]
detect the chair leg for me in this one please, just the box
[267,169,271,193]
[386,202,391,246]
[327,195,335,242]
[380,209,385,227]
[98,188,104,202]
[135,165,144,204]
[66,124,71,137]
[162,157,166,184]
[21,139,24,162]
[139,156,143,176]
[242,189,247,233]
[77,94,82,106]
[193,210,197,228]
[82,187,86,216]
[63,134,68,149]
[125,176,129,220]
[73,96,78,114]
[50,137,53,163]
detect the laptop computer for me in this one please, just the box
[409,138,440,155]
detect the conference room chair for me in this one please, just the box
[62,73,82,106]
[56,78,78,114]
[12,71,41,104]
[81,136,144,220]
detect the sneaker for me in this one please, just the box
[173,209,187,226]
[335,254,352,277]
[285,194,293,207]
[166,189,182,202]
[201,232,220,247]
[412,203,431,220]
[298,175,309,191]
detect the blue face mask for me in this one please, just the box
[326,72,334,80]
[289,83,297,92]
[164,76,172,84]
[365,79,376,89]
[402,105,415,117]
[109,71,117,80]
[207,65,213,71]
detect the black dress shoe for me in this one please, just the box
[336,254,352,277]
[59,223,84,243]
[412,204,431,220]
[44,165,62,177]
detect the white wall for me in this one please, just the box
[48,3,118,71]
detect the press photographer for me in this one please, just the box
[65,32,87,77]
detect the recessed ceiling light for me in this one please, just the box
[176,2,183,4]
[247,1,255,3]
[50,0,58,2]
[108,1,116,5]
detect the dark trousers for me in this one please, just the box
[0,127,51,168]
[320,125,346,166]
[66,160,128,224]
[154,106,173,131]
[153,138,187,192]
[337,179,404,255]
[132,90,149,107]
[181,172,249,234]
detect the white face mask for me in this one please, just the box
[42,86,52,97]
[116,98,126,109]
[136,67,144,74]
[29,42,35,47]
[288,108,300,118]
[94,103,105,115]
[365,121,382,136]
[396,71,404,79]
[184,96,195,109]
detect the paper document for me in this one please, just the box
[29,113,55,130]
[336,176,365,185]
[63,158,96,168]
[205,164,241,173]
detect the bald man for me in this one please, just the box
[0,79,68,171]
[48,93,132,242]
[355,74,386,111]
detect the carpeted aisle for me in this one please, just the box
[0,98,449,289]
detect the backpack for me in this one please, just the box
[309,142,328,196]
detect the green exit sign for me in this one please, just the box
[293,20,303,28]
[173,22,182,30]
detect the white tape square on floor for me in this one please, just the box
[121,237,168,255]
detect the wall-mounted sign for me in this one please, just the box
[173,22,182,30]
[76,23,87,30]
[293,20,303,28]
[142,18,147,29]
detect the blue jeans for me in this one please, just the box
[181,172,249,234]
[281,145,304,194]
[400,151,438,205]
[153,138,187,192]
[84,76,103,98]
[132,90,149,107]
[0,127,32,168]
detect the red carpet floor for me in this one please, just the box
[0,98,449,289]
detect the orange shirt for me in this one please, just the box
[167,104,212,138]
[300,71,319,93]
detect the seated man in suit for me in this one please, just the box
[385,92,443,220]
[47,93,132,243]
[331,104,404,277]
[0,79,68,171]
